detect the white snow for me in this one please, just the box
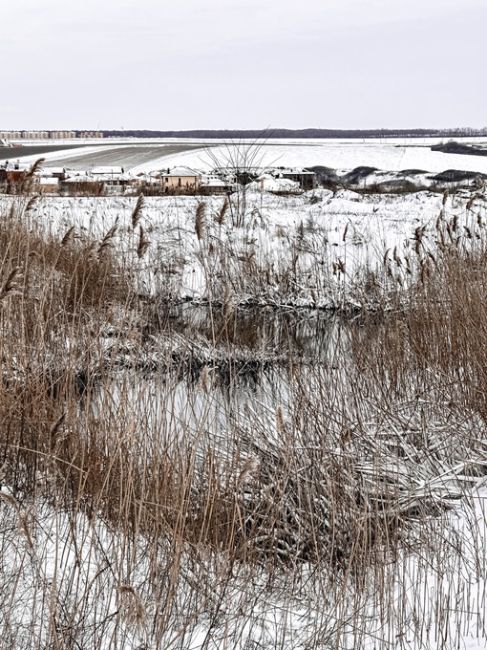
[130,138,487,175]
[6,137,487,175]
[2,485,487,649]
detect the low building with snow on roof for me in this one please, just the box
[126,173,164,194]
[35,176,60,194]
[200,174,235,195]
[60,174,106,196]
[89,168,132,193]
[160,167,201,193]
[61,169,132,195]
[90,166,125,176]
[274,168,318,190]
[37,167,67,181]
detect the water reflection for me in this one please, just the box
[166,304,345,363]
[90,306,353,441]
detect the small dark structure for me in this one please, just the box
[279,169,317,190]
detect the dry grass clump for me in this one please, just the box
[0,202,134,498]
[351,205,487,417]
[0,208,130,315]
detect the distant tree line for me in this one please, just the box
[101,128,487,139]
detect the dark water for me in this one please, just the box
[90,306,350,440]
[164,304,345,364]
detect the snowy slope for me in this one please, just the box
[6,137,487,174]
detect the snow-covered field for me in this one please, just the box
[5,137,487,174]
[131,138,487,175]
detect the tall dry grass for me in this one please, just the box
[0,194,486,648]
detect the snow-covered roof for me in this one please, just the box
[35,167,65,177]
[91,166,124,175]
[249,176,301,193]
[132,174,161,184]
[63,174,102,184]
[63,173,131,183]
[201,175,229,188]
[38,177,59,185]
[162,166,201,178]
[276,168,317,175]
[100,173,131,182]
[42,167,65,175]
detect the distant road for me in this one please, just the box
[0,143,90,162]
[44,144,204,170]
[0,143,205,170]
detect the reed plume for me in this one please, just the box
[131,193,145,229]
[137,225,150,259]
[98,219,119,256]
[195,202,206,241]
[215,197,229,226]
[61,226,76,247]
[0,267,22,302]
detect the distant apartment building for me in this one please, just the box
[49,131,103,139]
[21,131,50,140]
[49,131,77,139]
[79,131,103,138]
[0,130,103,140]
[3,130,22,139]
[0,131,22,140]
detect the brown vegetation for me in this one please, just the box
[0,195,486,648]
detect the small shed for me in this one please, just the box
[278,169,317,190]
[36,176,60,194]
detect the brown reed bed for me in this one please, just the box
[0,194,486,648]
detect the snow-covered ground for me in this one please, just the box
[2,483,487,648]
[2,185,481,308]
[5,137,487,174]
[131,138,487,175]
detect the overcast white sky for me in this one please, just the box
[2,0,486,130]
